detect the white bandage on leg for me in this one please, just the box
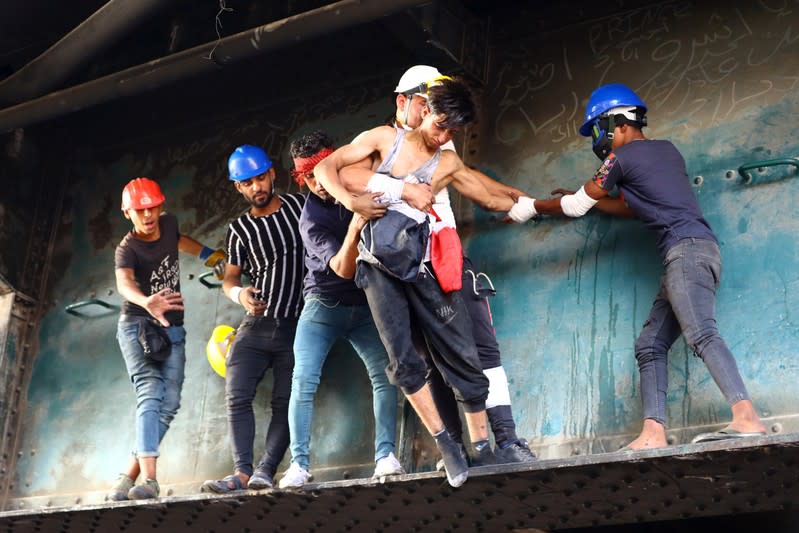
[484,366,511,409]
[560,185,598,217]
[366,173,404,204]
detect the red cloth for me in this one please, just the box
[429,208,463,293]
[291,147,334,186]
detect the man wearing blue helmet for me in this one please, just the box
[201,145,306,493]
[507,83,766,450]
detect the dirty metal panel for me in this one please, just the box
[464,0,799,457]
[0,435,796,532]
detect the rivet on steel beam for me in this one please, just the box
[666,434,677,445]
[771,423,782,434]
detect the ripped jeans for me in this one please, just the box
[117,317,186,458]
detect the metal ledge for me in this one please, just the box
[0,434,797,532]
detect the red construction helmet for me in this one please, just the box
[121,178,166,211]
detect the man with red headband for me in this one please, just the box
[277,130,404,489]
[108,177,225,501]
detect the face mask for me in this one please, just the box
[590,115,615,161]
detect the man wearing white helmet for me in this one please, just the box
[392,65,537,466]
[316,76,515,487]
[508,83,766,450]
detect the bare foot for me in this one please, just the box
[625,419,669,450]
[727,400,767,434]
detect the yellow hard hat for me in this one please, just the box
[206,325,236,378]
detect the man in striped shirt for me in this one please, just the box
[201,145,306,493]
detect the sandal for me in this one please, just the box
[200,474,246,494]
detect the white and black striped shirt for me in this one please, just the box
[225,193,306,319]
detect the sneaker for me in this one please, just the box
[373,452,405,477]
[106,474,134,501]
[470,440,497,467]
[128,478,159,500]
[495,439,537,464]
[434,431,469,488]
[436,441,468,472]
[247,469,274,490]
[278,462,312,489]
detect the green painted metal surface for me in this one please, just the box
[3,0,798,512]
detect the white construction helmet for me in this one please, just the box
[394,65,443,94]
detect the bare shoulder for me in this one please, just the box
[357,125,395,142]
[439,149,464,173]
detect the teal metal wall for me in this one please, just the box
[6,0,799,509]
[470,2,799,455]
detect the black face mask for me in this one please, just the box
[589,112,647,161]
[590,115,615,161]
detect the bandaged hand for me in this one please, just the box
[506,196,537,223]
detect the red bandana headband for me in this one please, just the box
[291,147,334,186]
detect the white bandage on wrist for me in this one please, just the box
[507,196,537,223]
[229,286,243,305]
[366,173,404,204]
[560,186,598,217]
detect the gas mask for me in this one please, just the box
[590,115,616,161]
[589,111,647,161]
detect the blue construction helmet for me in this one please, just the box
[579,83,647,137]
[228,145,273,182]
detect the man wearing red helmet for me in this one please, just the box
[108,177,225,501]
[508,83,766,450]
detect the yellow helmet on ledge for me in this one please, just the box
[206,325,236,377]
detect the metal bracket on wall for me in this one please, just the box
[738,157,799,184]
[198,271,222,289]
[64,299,117,318]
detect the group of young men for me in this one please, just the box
[107,65,766,499]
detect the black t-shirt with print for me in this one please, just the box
[114,212,183,325]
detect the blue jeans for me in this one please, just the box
[117,318,186,458]
[634,238,750,425]
[288,296,397,470]
[226,315,296,477]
